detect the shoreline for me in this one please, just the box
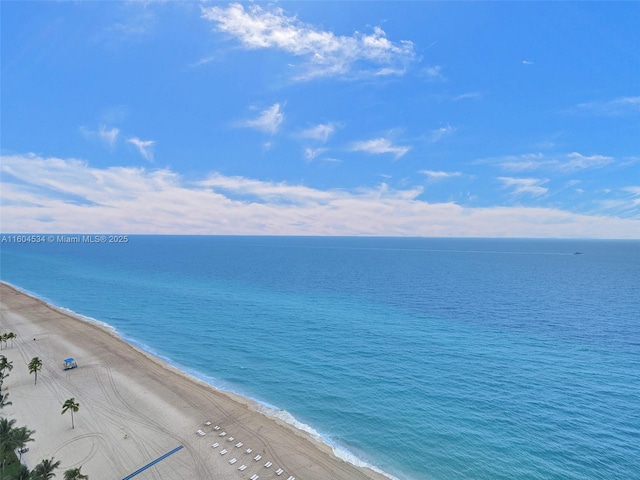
[0,281,393,480]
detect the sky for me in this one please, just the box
[1,1,639,238]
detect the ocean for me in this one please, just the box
[1,236,638,480]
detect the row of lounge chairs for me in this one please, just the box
[197,421,295,479]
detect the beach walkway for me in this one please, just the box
[121,445,184,479]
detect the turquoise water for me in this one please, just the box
[1,236,638,479]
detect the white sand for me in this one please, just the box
[0,283,390,480]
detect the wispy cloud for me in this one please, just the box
[498,177,549,197]
[241,103,285,134]
[430,124,456,143]
[420,170,462,181]
[491,152,614,172]
[127,137,155,161]
[453,92,483,101]
[522,60,534,65]
[80,125,120,148]
[423,65,445,82]
[94,6,157,46]
[574,96,640,116]
[201,3,416,80]
[2,154,639,238]
[562,152,613,171]
[304,147,327,161]
[299,123,336,143]
[623,186,640,207]
[432,92,483,102]
[595,186,640,218]
[350,138,410,159]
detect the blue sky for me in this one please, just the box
[2,1,639,237]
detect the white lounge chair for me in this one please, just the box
[287,476,295,480]
[264,461,272,468]
[245,448,253,454]
[229,458,237,465]
[214,425,221,431]
[204,421,211,426]
[219,432,227,437]
[196,429,206,436]
[253,454,262,461]
[211,443,219,448]
[227,436,235,442]
[235,442,243,448]
[220,449,228,455]
[275,468,283,475]
[250,475,259,480]
[238,465,247,471]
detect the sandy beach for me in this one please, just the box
[0,283,389,480]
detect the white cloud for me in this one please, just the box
[98,125,120,147]
[522,60,534,65]
[574,96,640,115]
[304,147,327,161]
[420,170,462,181]
[80,125,120,148]
[595,186,640,217]
[562,152,613,171]
[241,103,284,134]
[430,124,456,143]
[350,138,410,159]
[492,152,613,172]
[127,137,155,161]
[300,123,335,143]
[623,186,640,207]
[498,177,549,197]
[201,3,416,80]
[423,65,445,81]
[453,92,483,101]
[2,153,640,238]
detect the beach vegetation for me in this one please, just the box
[0,417,35,480]
[12,463,30,480]
[61,399,80,430]
[28,358,42,385]
[63,466,88,480]
[0,356,13,394]
[30,457,61,480]
[0,334,13,351]
[0,357,13,374]
[0,394,10,410]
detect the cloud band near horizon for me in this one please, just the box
[2,153,639,238]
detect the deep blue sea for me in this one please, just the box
[1,236,639,480]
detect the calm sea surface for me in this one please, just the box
[1,236,638,479]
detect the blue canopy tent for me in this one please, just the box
[64,358,77,370]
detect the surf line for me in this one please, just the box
[122,445,184,479]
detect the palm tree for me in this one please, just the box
[63,466,88,480]
[0,357,12,392]
[13,464,30,480]
[0,416,18,480]
[61,398,80,429]
[12,426,34,461]
[6,334,15,349]
[0,418,35,480]
[28,357,43,385]
[0,356,11,373]
[31,457,61,480]
[0,393,10,409]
